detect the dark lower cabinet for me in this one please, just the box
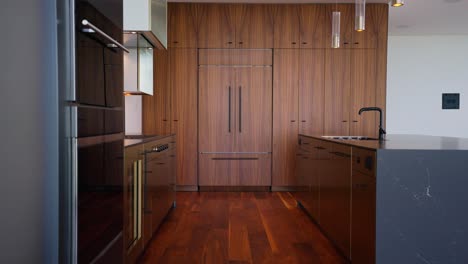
[295,135,375,263]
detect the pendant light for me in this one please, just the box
[355,0,366,32]
[391,0,404,7]
[331,0,340,49]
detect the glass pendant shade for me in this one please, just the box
[391,0,404,7]
[331,11,341,49]
[355,0,366,31]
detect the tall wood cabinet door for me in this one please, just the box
[199,66,236,152]
[273,5,301,49]
[325,4,354,48]
[353,4,388,49]
[236,4,274,48]
[197,4,235,48]
[299,49,325,136]
[169,49,198,186]
[273,49,299,186]
[350,49,378,138]
[324,49,351,136]
[143,49,170,135]
[299,5,328,49]
[168,3,199,48]
[235,66,272,153]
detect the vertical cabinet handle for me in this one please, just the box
[239,86,242,133]
[137,160,142,239]
[228,86,231,133]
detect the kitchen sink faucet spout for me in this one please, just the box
[358,107,386,141]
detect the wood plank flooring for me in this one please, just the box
[139,192,347,264]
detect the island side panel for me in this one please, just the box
[376,150,468,264]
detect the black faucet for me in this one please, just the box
[358,107,386,141]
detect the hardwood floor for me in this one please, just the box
[139,192,347,264]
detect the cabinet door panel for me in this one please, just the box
[273,50,299,186]
[77,41,105,106]
[236,4,274,48]
[235,154,271,186]
[105,64,123,107]
[198,4,235,48]
[350,49,378,137]
[235,67,272,153]
[168,3,198,48]
[300,49,325,136]
[273,5,300,49]
[299,5,328,48]
[199,66,235,152]
[169,49,198,186]
[325,4,354,48]
[324,49,351,136]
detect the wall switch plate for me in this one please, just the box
[442,93,460,110]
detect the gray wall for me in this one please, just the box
[0,1,59,263]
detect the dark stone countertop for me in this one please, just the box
[300,134,468,151]
[124,134,175,148]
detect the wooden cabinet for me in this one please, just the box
[350,49,378,138]
[199,153,271,186]
[273,5,301,49]
[199,51,272,187]
[169,48,198,187]
[299,5,328,49]
[273,49,299,187]
[198,66,235,152]
[325,4,354,49]
[236,4,274,48]
[324,48,351,136]
[299,49,325,136]
[353,4,388,49]
[197,4,235,48]
[143,49,171,135]
[168,3,199,48]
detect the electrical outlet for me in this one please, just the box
[442,93,460,110]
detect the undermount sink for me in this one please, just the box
[321,136,378,141]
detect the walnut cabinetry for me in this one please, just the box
[142,3,388,188]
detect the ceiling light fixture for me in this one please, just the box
[390,0,404,7]
[332,11,341,48]
[355,0,366,32]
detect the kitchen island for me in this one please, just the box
[295,134,468,264]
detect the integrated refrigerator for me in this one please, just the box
[58,0,126,263]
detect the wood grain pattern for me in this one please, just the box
[168,3,199,48]
[299,4,328,49]
[299,49,325,136]
[198,66,235,152]
[273,49,299,187]
[324,49,351,136]
[198,49,273,66]
[139,192,347,264]
[236,4,274,49]
[169,48,198,187]
[199,154,271,186]
[353,4,388,49]
[142,49,170,136]
[273,5,300,49]
[235,66,272,153]
[325,4,354,48]
[350,49,378,138]
[197,4,236,48]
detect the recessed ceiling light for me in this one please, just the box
[390,0,404,7]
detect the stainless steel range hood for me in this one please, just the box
[124,0,167,49]
[123,33,154,95]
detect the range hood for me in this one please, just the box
[124,0,167,49]
[123,33,154,95]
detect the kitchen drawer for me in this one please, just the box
[105,109,124,134]
[199,153,271,186]
[352,147,376,176]
[78,107,104,137]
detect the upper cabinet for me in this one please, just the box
[299,4,328,49]
[353,4,388,49]
[325,4,354,49]
[273,5,301,49]
[236,4,274,48]
[168,3,198,48]
[197,4,236,48]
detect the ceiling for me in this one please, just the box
[168,0,468,36]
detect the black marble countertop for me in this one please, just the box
[124,134,175,148]
[300,134,468,151]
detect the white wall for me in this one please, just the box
[125,96,142,135]
[387,35,468,138]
